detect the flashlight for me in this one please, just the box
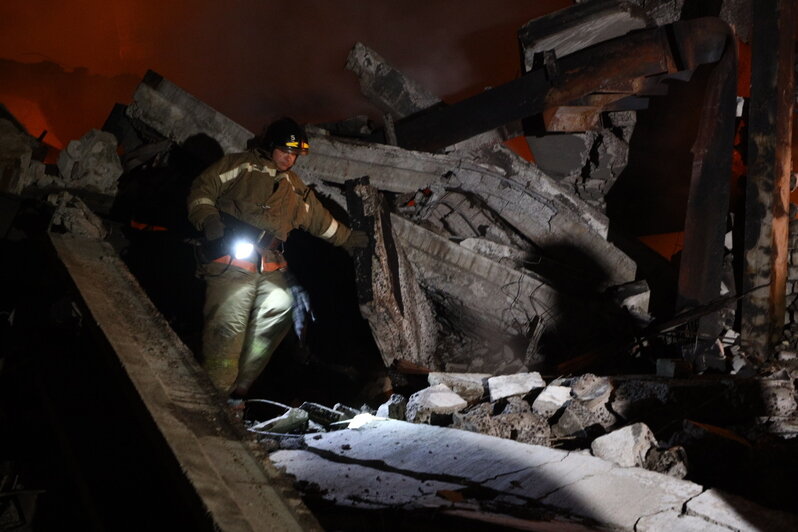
[233,240,255,259]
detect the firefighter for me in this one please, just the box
[187,117,367,401]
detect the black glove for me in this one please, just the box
[203,214,225,241]
[284,271,315,343]
[342,229,369,253]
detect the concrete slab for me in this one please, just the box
[685,488,798,532]
[49,233,318,531]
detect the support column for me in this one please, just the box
[741,0,796,361]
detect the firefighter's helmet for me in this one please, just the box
[254,117,309,155]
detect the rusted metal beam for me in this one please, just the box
[741,0,797,361]
[391,18,730,153]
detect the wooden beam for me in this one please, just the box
[741,0,797,361]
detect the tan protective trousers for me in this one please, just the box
[201,263,293,396]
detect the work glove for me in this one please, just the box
[284,271,315,344]
[203,214,225,241]
[342,229,369,254]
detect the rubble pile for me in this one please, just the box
[3,0,798,530]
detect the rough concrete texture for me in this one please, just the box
[568,373,614,408]
[686,488,798,531]
[50,233,318,531]
[452,399,551,446]
[296,131,635,286]
[552,399,617,439]
[590,422,657,467]
[405,384,467,423]
[375,394,406,420]
[270,449,464,509]
[610,378,670,421]
[532,385,572,418]
[488,372,546,401]
[56,129,122,196]
[268,419,794,531]
[126,72,253,154]
[758,378,798,417]
[47,191,108,240]
[348,182,438,369]
[427,372,489,404]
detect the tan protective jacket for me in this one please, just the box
[187,151,351,254]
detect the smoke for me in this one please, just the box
[1,0,569,144]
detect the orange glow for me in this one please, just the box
[1,95,64,149]
[503,136,535,162]
[638,232,685,261]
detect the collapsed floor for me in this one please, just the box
[2,1,798,530]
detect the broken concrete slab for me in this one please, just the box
[126,70,253,154]
[568,373,613,409]
[270,449,465,509]
[488,373,546,402]
[296,131,636,288]
[281,419,731,530]
[49,233,318,531]
[518,0,649,73]
[0,118,45,195]
[345,41,507,152]
[56,129,122,196]
[47,191,108,240]
[375,394,406,420]
[590,422,657,467]
[531,385,572,419]
[427,372,489,404]
[685,488,798,531]
[405,384,467,424]
[551,399,617,440]
[345,180,438,369]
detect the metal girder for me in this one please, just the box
[390,18,731,154]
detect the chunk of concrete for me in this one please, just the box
[591,422,656,467]
[405,384,467,424]
[375,394,407,420]
[56,129,122,196]
[552,400,617,440]
[47,191,108,240]
[427,372,489,404]
[758,378,798,417]
[645,445,688,479]
[569,373,613,408]
[488,373,546,402]
[531,385,572,419]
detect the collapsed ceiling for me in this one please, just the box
[1,0,798,530]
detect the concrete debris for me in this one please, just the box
[590,422,656,467]
[531,385,572,418]
[405,384,467,424]
[375,394,406,420]
[345,180,438,369]
[606,279,652,324]
[644,445,688,479]
[47,191,108,240]
[269,419,797,531]
[631,0,686,26]
[611,379,670,422]
[0,119,47,195]
[551,398,617,440]
[567,373,613,408]
[518,0,649,73]
[56,129,122,196]
[758,378,798,417]
[427,372,489,404]
[487,372,546,402]
[452,399,551,446]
